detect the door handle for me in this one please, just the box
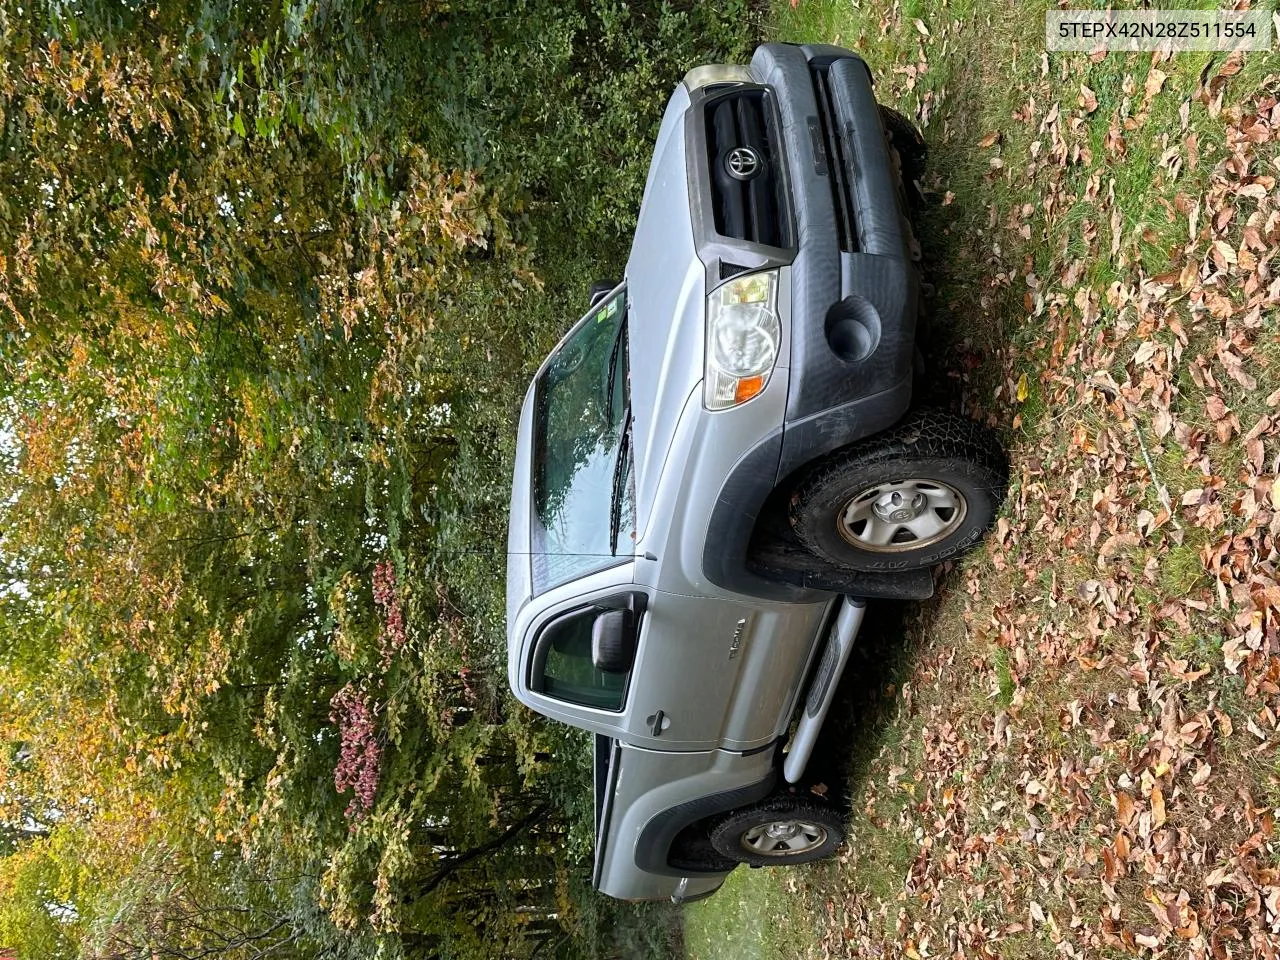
[646,710,666,736]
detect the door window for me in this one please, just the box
[531,607,634,712]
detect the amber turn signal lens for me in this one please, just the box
[733,375,766,405]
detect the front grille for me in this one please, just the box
[705,90,788,248]
[809,65,858,252]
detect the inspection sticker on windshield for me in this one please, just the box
[598,297,620,321]
[1047,9,1272,52]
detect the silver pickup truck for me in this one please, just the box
[505,43,1007,903]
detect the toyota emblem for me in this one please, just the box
[725,146,763,181]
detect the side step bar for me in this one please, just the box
[783,598,866,784]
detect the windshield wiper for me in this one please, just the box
[608,405,633,555]
[604,314,628,423]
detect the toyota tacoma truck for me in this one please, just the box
[505,43,1008,903]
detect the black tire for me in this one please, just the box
[709,796,845,867]
[788,409,1007,573]
[879,105,927,187]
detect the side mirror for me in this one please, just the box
[589,279,619,308]
[591,608,636,673]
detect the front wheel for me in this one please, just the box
[788,409,1007,573]
[709,796,845,867]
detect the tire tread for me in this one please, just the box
[708,795,845,867]
[787,409,1008,571]
[879,104,927,182]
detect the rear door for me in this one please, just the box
[591,734,619,890]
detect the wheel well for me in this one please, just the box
[633,774,777,877]
[667,817,738,873]
[666,783,851,873]
[750,460,810,554]
[744,451,936,601]
[670,789,849,870]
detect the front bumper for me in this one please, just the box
[693,43,920,599]
[747,43,917,474]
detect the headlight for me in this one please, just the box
[704,271,781,410]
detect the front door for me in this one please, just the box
[617,590,751,750]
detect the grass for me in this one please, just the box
[682,866,794,960]
[1159,540,1210,596]
[992,646,1016,707]
[687,1,1280,956]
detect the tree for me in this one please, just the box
[0,1,753,956]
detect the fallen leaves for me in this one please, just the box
[1144,68,1168,104]
[795,11,1280,960]
[1080,83,1099,114]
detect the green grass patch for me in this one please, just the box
[1159,540,1209,597]
[993,646,1016,707]
[683,867,796,960]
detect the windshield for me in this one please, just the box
[530,290,633,593]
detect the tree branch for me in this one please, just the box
[413,804,548,899]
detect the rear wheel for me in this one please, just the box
[709,796,845,867]
[788,409,1007,573]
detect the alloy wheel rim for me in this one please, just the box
[837,478,967,553]
[740,819,828,857]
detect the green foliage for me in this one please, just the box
[405,0,757,244]
[0,836,87,960]
[0,1,757,958]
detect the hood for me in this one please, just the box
[625,83,705,541]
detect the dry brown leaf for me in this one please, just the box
[1115,831,1131,861]
[1144,68,1168,102]
[1218,53,1243,78]
[1079,84,1099,114]
[1116,790,1135,826]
